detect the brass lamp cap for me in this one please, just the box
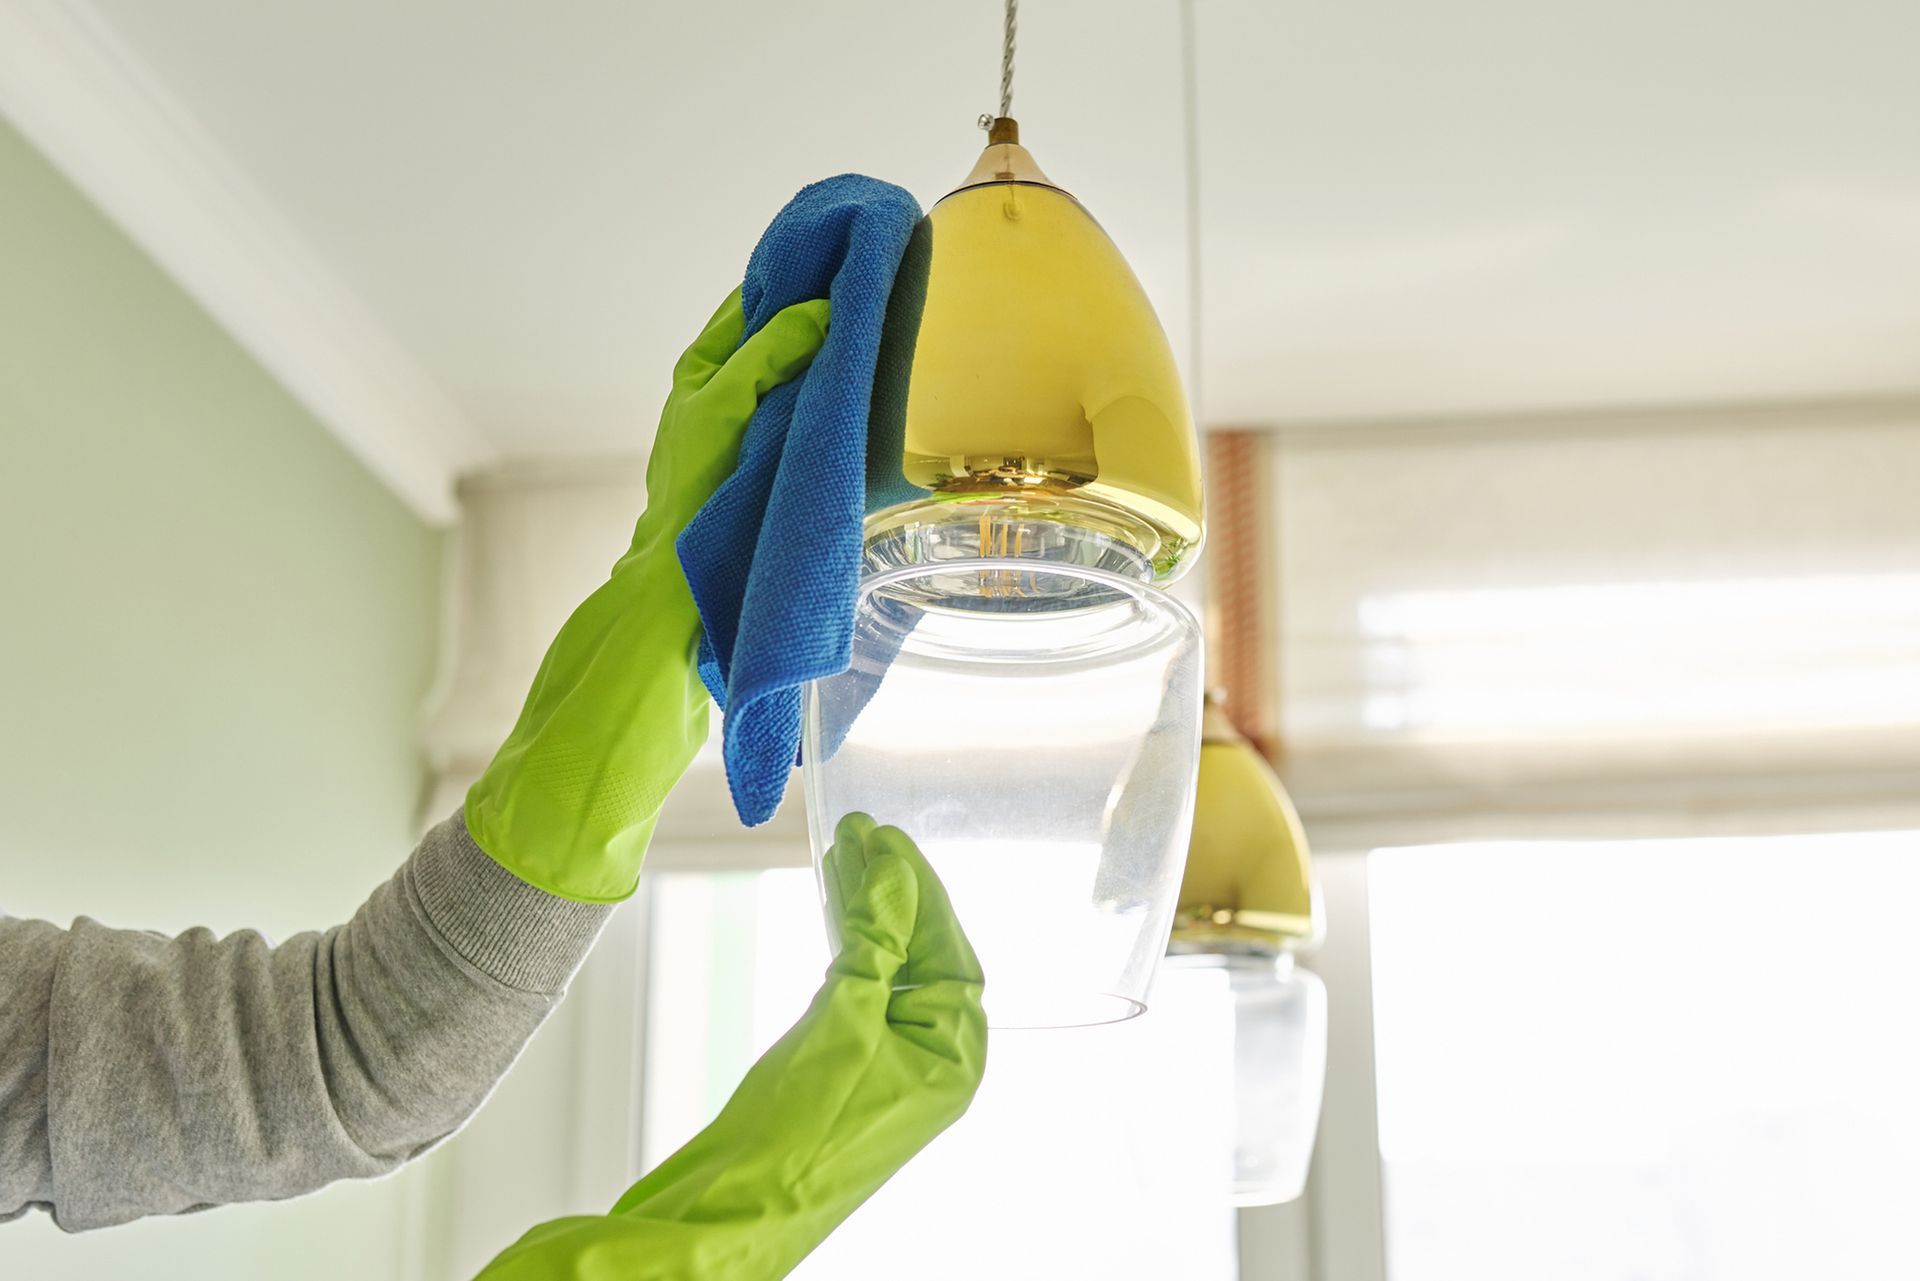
[955,122,1062,193]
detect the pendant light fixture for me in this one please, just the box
[804,0,1207,1030]
[863,0,1204,587]
[1159,430,1328,1207]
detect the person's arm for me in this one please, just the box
[473,817,987,1281]
[0,813,606,1231]
[0,291,829,1233]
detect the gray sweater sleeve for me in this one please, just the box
[0,812,612,1232]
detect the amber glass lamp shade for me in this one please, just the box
[1173,696,1320,952]
[864,123,1205,587]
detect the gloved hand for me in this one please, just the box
[473,815,988,1280]
[465,291,830,901]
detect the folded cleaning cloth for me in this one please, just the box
[678,174,931,825]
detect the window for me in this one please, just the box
[1367,830,1920,1281]
[1356,573,1920,737]
[641,869,1241,1280]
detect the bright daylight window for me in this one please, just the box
[641,869,1240,1280]
[1368,829,1920,1281]
[1355,572,1920,736]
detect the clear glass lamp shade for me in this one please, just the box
[1155,951,1329,1206]
[803,556,1205,1029]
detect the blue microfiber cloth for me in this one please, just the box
[678,174,928,825]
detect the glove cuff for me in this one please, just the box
[411,811,614,994]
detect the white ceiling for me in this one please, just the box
[5,0,1919,520]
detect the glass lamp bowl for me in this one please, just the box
[1156,950,1329,1206]
[802,551,1204,1029]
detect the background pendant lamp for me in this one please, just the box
[1158,431,1328,1207]
[1164,694,1328,1206]
[804,3,1207,1031]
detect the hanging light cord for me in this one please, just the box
[999,0,1018,119]
[1179,0,1203,423]
[979,0,1019,131]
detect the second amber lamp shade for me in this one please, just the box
[864,120,1206,582]
[1175,693,1320,952]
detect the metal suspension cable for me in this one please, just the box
[999,0,1018,119]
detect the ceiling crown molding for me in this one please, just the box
[0,0,494,524]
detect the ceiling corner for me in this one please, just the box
[0,0,494,524]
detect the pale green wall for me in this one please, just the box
[0,118,443,1275]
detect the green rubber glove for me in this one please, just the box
[464,291,830,902]
[473,816,988,1280]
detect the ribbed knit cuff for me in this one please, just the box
[408,811,613,995]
